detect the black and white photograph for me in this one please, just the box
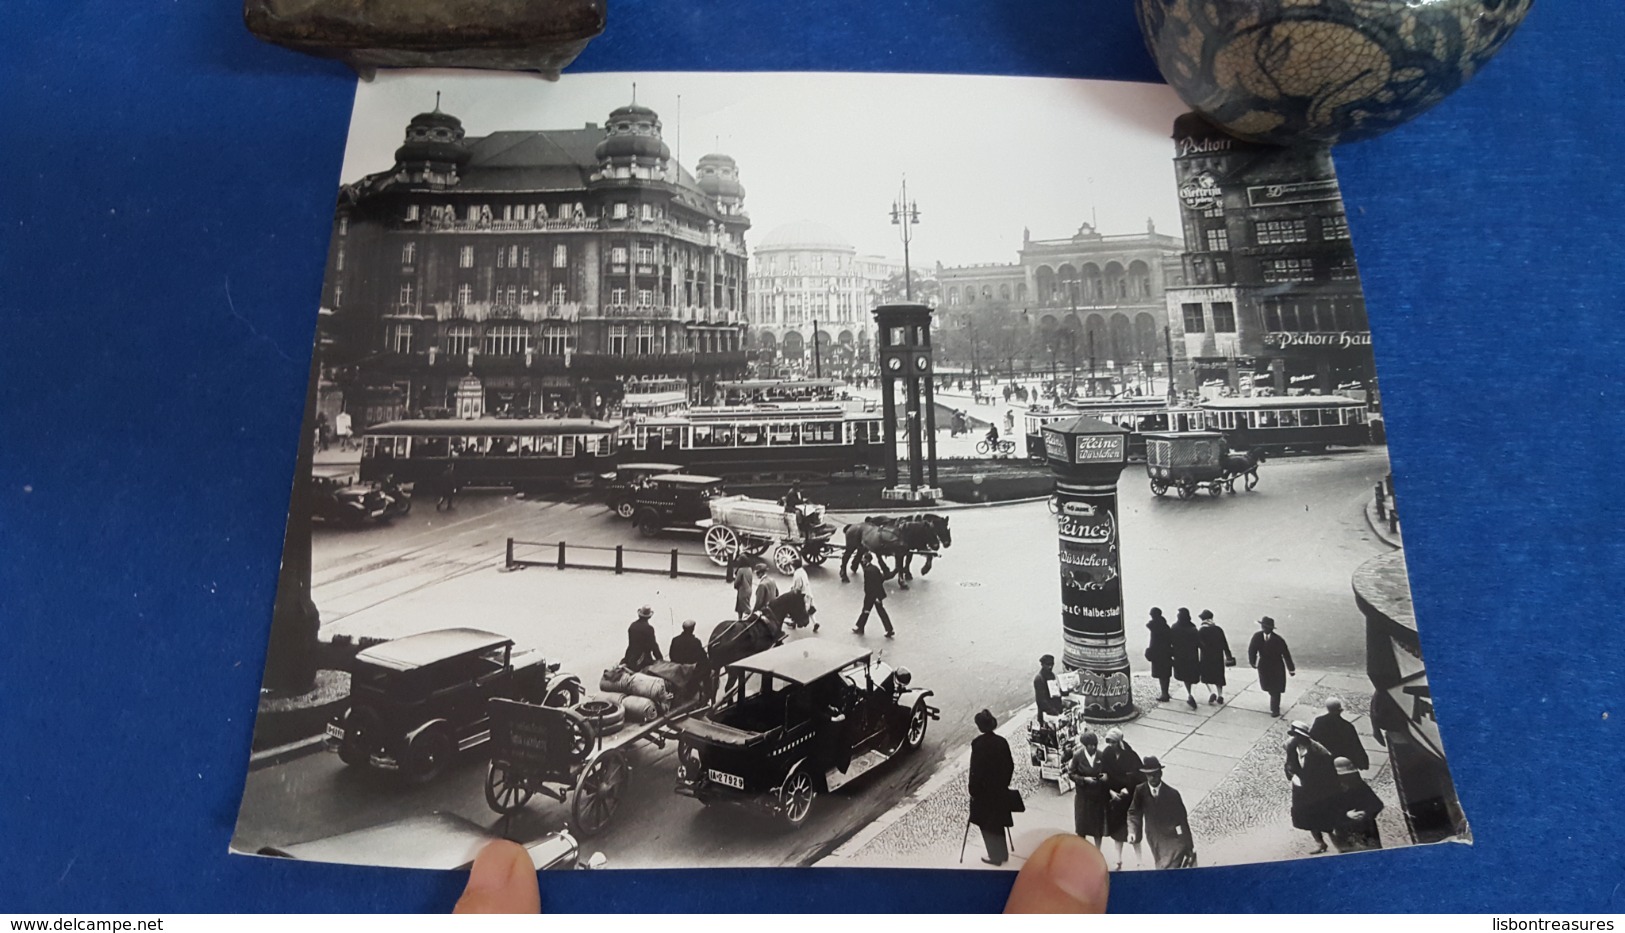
[231,69,1468,873]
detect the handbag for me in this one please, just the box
[1007,788,1026,813]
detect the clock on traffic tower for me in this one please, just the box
[873,303,940,500]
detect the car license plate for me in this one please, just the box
[325,722,345,741]
[707,769,744,790]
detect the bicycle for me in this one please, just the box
[975,438,1017,456]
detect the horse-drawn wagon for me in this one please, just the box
[1144,431,1260,499]
[699,495,836,574]
[483,662,710,836]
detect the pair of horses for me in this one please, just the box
[837,513,952,589]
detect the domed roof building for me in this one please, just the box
[747,221,903,376]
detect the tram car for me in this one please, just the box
[622,403,884,479]
[1199,395,1370,452]
[1021,398,1203,461]
[358,417,620,490]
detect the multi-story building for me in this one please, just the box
[934,221,1184,384]
[1164,112,1372,397]
[320,100,751,425]
[745,221,903,377]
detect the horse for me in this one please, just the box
[1221,448,1266,492]
[707,611,785,671]
[838,513,952,588]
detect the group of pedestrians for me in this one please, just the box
[727,553,819,634]
[1282,698,1385,853]
[1065,728,1196,870]
[1145,608,1301,718]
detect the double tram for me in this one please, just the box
[358,417,621,489]
[623,402,884,478]
[1021,398,1204,461]
[1198,395,1370,451]
[713,378,848,406]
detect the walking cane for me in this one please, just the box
[959,818,973,864]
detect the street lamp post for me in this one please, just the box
[812,318,822,379]
[891,178,921,301]
[1087,330,1097,397]
[968,316,980,397]
[1163,324,1177,403]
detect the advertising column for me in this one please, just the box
[1044,416,1137,723]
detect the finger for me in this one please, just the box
[453,841,541,914]
[1003,834,1110,914]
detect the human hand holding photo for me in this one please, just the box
[453,834,1109,914]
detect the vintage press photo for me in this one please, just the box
[232,71,1468,873]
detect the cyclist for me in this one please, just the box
[985,422,1001,452]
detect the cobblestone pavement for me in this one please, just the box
[821,669,1411,872]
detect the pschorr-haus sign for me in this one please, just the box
[1263,331,1372,350]
[1246,179,1341,208]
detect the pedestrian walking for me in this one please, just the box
[751,561,779,615]
[851,551,894,637]
[621,605,664,671]
[334,410,354,450]
[1099,726,1144,871]
[1247,616,1296,717]
[435,461,459,512]
[1284,721,1339,854]
[967,709,1016,866]
[1328,757,1385,852]
[1310,697,1369,770]
[315,411,331,451]
[1196,609,1235,705]
[732,562,756,621]
[1169,608,1202,709]
[1126,756,1197,869]
[786,555,817,632]
[1145,608,1174,702]
[1066,731,1110,849]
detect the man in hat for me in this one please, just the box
[1310,697,1369,771]
[1032,654,1077,724]
[1328,756,1385,852]
[1247,616,1296,717]
[1284,720,1339,853]
[967,709,1016,865]
[751,560,779,616]
[622,605,663,671]
[1126,756,1196,869]
[852,551,895,638]
[668,619,707,666]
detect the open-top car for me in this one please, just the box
[326,628,583,782]
[631,473,725,538]
[598,462,684,519]
[674,640,938,827]
[312,468,396,525]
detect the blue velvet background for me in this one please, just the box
[2,0,1621,913]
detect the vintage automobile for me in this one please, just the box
[255,812,605,871]
[598,462,684,519]
[630,473,726,538]
[674,640,938,827]
[326,628,583,782]
[312,468,393,525]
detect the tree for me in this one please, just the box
[878,269,939,307]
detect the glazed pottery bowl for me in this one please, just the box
[1135,0,1533,146]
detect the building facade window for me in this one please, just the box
[551,283,569,305]
[637,244,653,264]
[332,285,342,308]
[1329,257,1359,281]
[338,216,348,235]
[1201,203,1223,219]
[401,242,416,265]
[1256,219,1309,245]
[640,203,654,222]
[445,324,474,355]
[1211,301,1236,332]
[398,282,414,307]
[637,288,653,307]
[484,325,529,355]
[507,245,520,267]
[635,324,655,354]
[1204,227,1230,252]
[502,286,519,306]
[610,287,627,306]
[456,283,472,307]
[608,325,628,355]
[1262,257,1315,283]
[611,246,628,264]
[612,202,628,220]
[387,323,415,354]
[540,325,571,355]
[404,205,419,222]
[335,246,345,271]
[1181,302,1205,333]
[1321,215,1351,241]
[553,244,568,268]
[521,247,531,268]
[459,246,474,268]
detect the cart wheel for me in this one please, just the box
[704,525,740,566]
[614,500,636,520]
[571,751,629,837]
[635,509,662,538]
[404,727,455,784]
[772,542,799,576]
[484,762,534,815]
[1207,482,1225,497]
[1150,480,1168,497]
[1177,482,1196,500]
[779,768,817,828]
[542,679,583,709]
[804,546,828,566]
[903,703,929,753]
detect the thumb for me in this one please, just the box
[453,840,541,914]
[1003,834,1110,914]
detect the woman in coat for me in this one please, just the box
[1169,608,1202,709]
[1196,609,1235,705]
[967,709,1015,865]
[1098,726,1144,871]
[1144,608,1174,702]
[1066,731,1110,847]
[1284,721,1340,853]
[1328,756,1385,852]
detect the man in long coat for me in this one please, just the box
[1284,721,1339,853]
[1310,697,1369,770]
[1098,726,1144,871]
[1247,615,1295,717]
[1066,731,1111,847]
[1145,608,1174,702]
[967,709,1015,865]
[1127,756,1197,869]
[1328,756,1385,851]
[1169,608,1202,709]
[1197,609,1235,705]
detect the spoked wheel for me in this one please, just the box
[614,500,636,520]
[778,768,817,828]
[570,751,629,837]
[1207,481,1225,497]
[772,542,799,576]
[804,544,829,566]
[903,704,929,753]
[542,679,583,709]
[1177,482,1196,500]
[484,762,535,815]
[704,525,740,566]
[1150,480,1168,498]
[404,728,455,784]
